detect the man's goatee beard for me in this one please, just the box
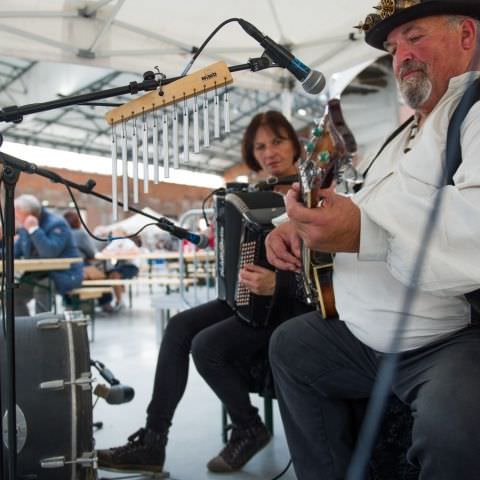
[400,75,433,109]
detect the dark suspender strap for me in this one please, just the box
[445,77,480,185]
[353,115,414,192]
[443,77,480,316]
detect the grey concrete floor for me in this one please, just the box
[90,285,297,480]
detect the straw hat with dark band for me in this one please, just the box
[357,0,480,50]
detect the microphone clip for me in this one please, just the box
[90,359,119,386]
[248,54,276,72]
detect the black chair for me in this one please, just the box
[369,395,419,480]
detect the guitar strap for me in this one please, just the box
[353,115,415,192]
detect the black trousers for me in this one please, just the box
[147,299,279,432]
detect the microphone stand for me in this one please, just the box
[0,58,275,479]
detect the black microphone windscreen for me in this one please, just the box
[94,383,135,405]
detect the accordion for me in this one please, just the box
[215,186,286,326]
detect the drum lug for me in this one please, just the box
[36,318,61,329]
[41,456,66,468]
[78,451,97,467]
[40,379,65,390]
[40,374,93,391]
[41,451,96,469]
[36,312,89,329]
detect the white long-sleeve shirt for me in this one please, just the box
[334,72,480,353]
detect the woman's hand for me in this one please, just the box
[238,264,276,296]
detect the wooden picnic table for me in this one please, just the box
[0,257,83,273]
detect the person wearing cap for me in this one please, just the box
[265,1,480,479]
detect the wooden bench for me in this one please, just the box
[81,277,196,308]
[69,286,113,300]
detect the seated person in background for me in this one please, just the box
[97,111,311,475]
[265,3,480,479]
[100,227,140,311]
[14,194,83,316]
[63,210,105,279]
[63,210,113,311]
[92,224,111,253]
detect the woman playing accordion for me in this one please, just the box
[97,110,312,474]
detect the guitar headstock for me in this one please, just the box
[299,99,359,207]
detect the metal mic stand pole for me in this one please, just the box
[0,134,21,480]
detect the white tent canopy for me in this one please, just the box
[0,0,379,93]
[0,1,398,174]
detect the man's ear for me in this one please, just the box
[460,18,477,50]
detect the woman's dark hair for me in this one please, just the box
[63,210,81,229]
[241,110,302,172]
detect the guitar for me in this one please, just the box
[298,98,358,318]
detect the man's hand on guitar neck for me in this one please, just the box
[286,183,361,253]
[265,222,302,272]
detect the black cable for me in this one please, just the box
[201,188,224,227]
[64,184,157,243]
[269,459,292,480]
[181,18,241,75]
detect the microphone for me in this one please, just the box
[94,383,135,405]
[156,219,210,248]
[238,19,326,95]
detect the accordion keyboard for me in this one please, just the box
[235,240,258,306]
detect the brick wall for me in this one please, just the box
[15,167,213,227]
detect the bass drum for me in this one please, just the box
[2,311,95,479]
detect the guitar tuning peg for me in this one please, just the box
[318,151,330,164]
[305,142,315,154]
[312,126,324,137]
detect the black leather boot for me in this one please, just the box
[97,427,167,473]
[207,417,271,472]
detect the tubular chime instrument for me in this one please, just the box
[105,61,234,220]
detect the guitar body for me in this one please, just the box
[301,246,337,319]
[299,99,358,318]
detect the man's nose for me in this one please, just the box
[394,43,415,75]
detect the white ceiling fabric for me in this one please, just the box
[0,0,380,95]
[0,0,400,178]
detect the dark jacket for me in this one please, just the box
[14,208,84,294]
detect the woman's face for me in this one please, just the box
[253,125,297,177]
